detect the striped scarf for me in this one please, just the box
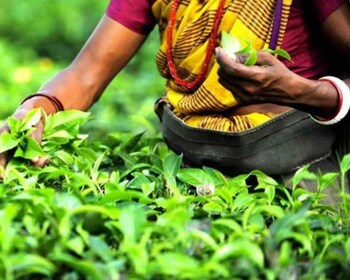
[152,0,293,132]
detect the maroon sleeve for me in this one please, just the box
[106,0,156,35]
[311,0,345,22]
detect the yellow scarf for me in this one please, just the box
[152,0,293,132]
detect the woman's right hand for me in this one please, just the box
[0,101,52,177]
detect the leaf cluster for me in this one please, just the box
[221,31,291,66]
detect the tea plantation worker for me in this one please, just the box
[1,0,350,190]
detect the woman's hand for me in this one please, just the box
[0,103,50,177]
[215,47,339,117]
[216,48,304,106]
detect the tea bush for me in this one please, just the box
[0,110,349,279]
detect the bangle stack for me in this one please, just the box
[310,76,350,125]
[21,93,64,112]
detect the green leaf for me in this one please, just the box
[203,166,228,187]
[0,132,19,153]
[66,237,85,256]
[21,108,42,131]
[119,131,145,153]
[7,117,22,135]
[10,253,56,277]
[203,202,224,214]
[212,240,264,268]
[340,154,350,175]
[163,152,182,178]
[232,193,254,211]
[127,173,151,190]
[54,150,74,165]
[119,205,146,244]
[244,50,258,66]
[253,205,285,219]
[44,130,74,144]
[89,236,114,262]
[221,31,242,54]
[177,168,213,187]
[269,201,310,247]
[142,181,155,197]
[292,165,317,189]
[51,253,104,279]
[266,48,292,61]
[22,138,47,159]
[190,230,218,250]
[212,218,243,233]
[345,238,350,261]
[317,172,338,192]
[157,252,200,277]
[45,110,90,131]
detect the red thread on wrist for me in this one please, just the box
[21,93,64,112]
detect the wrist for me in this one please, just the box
[293,76,339,118]
[20,93,64,115]
[309,76,350,125]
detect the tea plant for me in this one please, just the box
[0,110,349,279]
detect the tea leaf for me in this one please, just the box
[7,117,22,135]
[177,168,213,187]
[221,31,242,55]
[266,48,292,61]
[119,206,146,244]
[244,50,258,66]
[212,240,264,268]
[45,110,90,131]
[317,172,338,193]
[0,132,19,153]
[292,165,317,189]
[163,152,182,178]
[22,138,47,159]
[21,108,42,131]
[10,253,56,277]
[340,154,350,175]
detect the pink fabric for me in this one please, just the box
[106,0,156,34]
[106,0,346,79]
[280,0,345,79]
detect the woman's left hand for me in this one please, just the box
[216,47,304,107]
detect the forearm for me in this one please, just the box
[19,16,146,115]
[20,67,100,114]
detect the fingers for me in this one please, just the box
[255,51,276,66]
[30,156,50,168]
[31,118,44,145]
[0,154,5,180]
[216,48,266,81]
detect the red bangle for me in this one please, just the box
[21,93,64,112]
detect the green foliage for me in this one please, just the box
[0,0,107,61]
[0,110,349,279]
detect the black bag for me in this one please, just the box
[156,102,337,176]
